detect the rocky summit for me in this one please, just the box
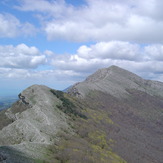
[0,65,163,163]
[67,65,163,98]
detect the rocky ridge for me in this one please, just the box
[0,85,71,162]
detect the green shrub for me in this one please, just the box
[50,89,87,119]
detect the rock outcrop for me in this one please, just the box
[0,85,71,162]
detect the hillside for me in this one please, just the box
[67,65,163,163]
[0,65,163,163]
[0,85,125,163]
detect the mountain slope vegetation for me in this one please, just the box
[0,65,163,163]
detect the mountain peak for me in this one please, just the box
[107,65,124,71]
[68,65,163,98]
[85,65,140,83]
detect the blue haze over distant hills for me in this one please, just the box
[0,96,18,111]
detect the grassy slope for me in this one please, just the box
[49,91,126,163]
[81,90,163,163]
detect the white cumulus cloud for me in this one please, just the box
[145,44,163,61]
[15,0,163,43]
[0,13,37,38]
[0,44,46,68]
[51,41,163,81]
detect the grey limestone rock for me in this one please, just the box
[67,65,163,98]
[0,85,72,162]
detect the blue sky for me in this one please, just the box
[0,0,163,96]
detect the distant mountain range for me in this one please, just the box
[0,65,162,163]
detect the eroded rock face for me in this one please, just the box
[0,85,71,161]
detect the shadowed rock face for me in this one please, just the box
[0,146,33,163]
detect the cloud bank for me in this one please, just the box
[52,41,163,80]
[1,41,163,82]
[0,44,46,68]
[16,0,163,43]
